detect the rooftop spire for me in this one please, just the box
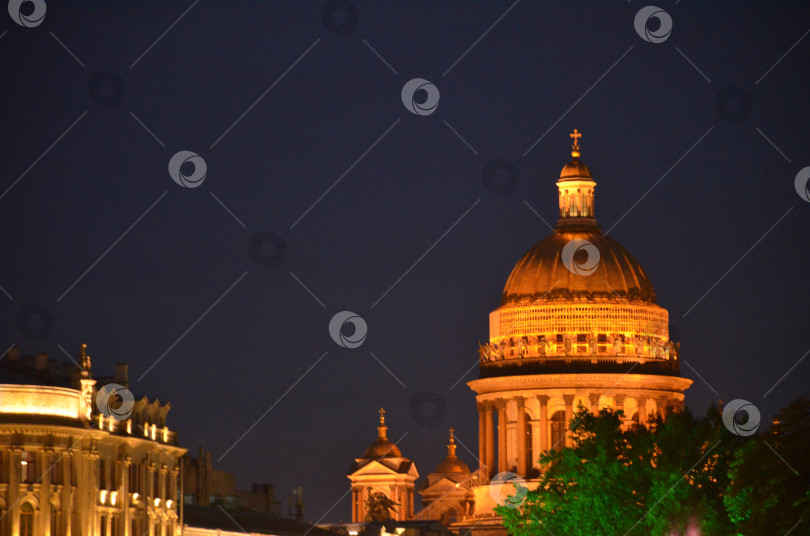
[377,407,388,441]
[570,128,582,158]
[447,427,457,458]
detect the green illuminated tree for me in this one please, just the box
[498,406,734,536]
[725,396,810,535]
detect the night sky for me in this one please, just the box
[2,0,809,524]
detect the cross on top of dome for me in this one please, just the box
[570,129,582,157]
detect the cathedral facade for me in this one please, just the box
[347,132,693,535]
[465,133,692,530]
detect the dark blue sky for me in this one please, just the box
[2,0,809,523]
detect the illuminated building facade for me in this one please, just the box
[0,345,185,536]
[336,133,693,533]
[347,409,418,523]
[457,132,693,531]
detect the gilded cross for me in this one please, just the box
[570,129,582,151]
[379,407,386,423]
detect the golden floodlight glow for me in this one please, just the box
[0,385,81,419]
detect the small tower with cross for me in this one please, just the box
[418,427,473,524]
[556,129,598,226]
[347,408,419,522]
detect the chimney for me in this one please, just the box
[114,363,129,385]
[35,353,49,370]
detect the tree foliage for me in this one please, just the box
[725,396,810,535]
[498,405,734,536]
[498,398,810,536]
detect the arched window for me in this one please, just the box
[20,502,35,536]
[550,411,566,450]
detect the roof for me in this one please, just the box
[501,230,657,306]
[184,505,343,536]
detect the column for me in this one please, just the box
[477,402,487,471]
[147,462,156,504]
[495,399,507,473]
[658,396,670,419]
[63,450,74,536]
[637,397,648,426]
[516,397,526,476]
[485,403,495,477]
[563,394,575,447]
[537,396,549,455]
[8,448,20,536]
[614,394,626,414]
[122,456,131,536]
[170,466,179,507]
[42,450,53,536]
[588,393,600,414]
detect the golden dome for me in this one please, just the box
[502,230,656,306]
[362,408,402,458]
[363,439,402,459]
[503,130,655,305]
[480,131,678,379]
[559,158,591,180]
[435,457,470,474]
[434,428,470,474]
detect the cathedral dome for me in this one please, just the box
[559,158,591,180]
[362,408,402,459]
[501,231,656,305]
[435,457,470,474]
[364,438,402,458]
[503,130,654,306]
[433,428,470,474]
[479,131,679,379]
